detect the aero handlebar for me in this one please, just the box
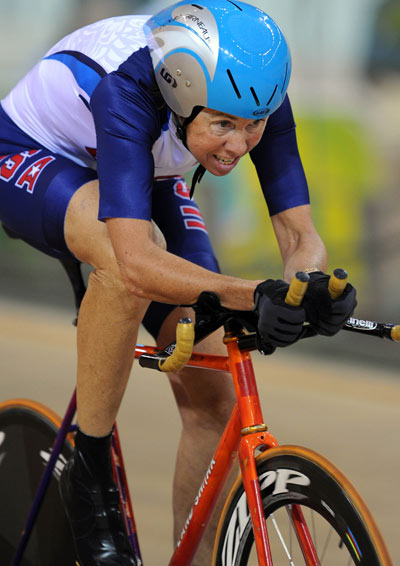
[139,269,400,372]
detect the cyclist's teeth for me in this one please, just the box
[216,156,234,164]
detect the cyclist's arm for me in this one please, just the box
[91,48,166,222]
[250,95,310,217]
[271,204,327,282]
[106,217,259,311]
[251,96,327,280]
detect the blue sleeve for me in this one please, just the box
[249,95,310,216]
[90,47,165,221]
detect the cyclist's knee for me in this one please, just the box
[81,266,149,330]
[88,261,126,294]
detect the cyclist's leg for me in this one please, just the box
[0,143,152,435]
[0,142,157,564]
[63,180,168,566]
[63,179,160,435]
[142,178,237,565]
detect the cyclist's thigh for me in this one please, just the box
[142,176,221,341]
[0,147,97,260]
[63,179,110,267]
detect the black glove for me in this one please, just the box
[303,271,357,336]
[254,279,306,348]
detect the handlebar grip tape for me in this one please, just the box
[285,272,310,307]
[390,325,400,342]
[158,318,195,372]
[328,268,348,300]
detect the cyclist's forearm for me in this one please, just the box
[281,233,327,282]
[107,218,258,309]
[271,205,328,281]
[120,245,258,309]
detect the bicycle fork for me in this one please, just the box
[228,338,321,566]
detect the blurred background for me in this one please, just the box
[1,2,399,563]
[1,0,400,367]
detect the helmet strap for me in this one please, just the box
[174,106,203,149]
[175,122,187,147]
[174,106,205,199]
[190,164,206,199]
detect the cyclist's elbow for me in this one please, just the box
[117,262,154,301]
[118,268,147,299]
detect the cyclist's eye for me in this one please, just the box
[210,120,235,134]
[247,119,264,132]
[217,120,234,130]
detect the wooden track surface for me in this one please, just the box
[1,299,399,564]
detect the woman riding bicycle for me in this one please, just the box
[0,1,356,564]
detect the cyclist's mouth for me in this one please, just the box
[213,154,239,173]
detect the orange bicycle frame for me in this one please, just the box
[134,335,320,565]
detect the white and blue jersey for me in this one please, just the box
[1,15,309,222]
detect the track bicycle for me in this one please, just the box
[0,260,398,566]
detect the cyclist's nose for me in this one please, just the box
[223,131,249,157]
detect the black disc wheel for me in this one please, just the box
[213,445,392,566]
[0,399,77,566]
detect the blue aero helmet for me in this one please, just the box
[144,0,292,120]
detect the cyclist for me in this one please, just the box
[0,1,356,564]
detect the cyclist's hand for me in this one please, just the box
[254,279,306,348]
[303,271,357,336]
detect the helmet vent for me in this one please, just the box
[250,87,260,106]
[226,0,243,10]
[266,84,278,106]
[227,69,241,99]
[191,4,204,9]
[281,63,289,94]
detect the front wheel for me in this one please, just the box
[213,445,392,566]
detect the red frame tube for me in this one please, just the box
[169,406,241,565]
[135,345,230,372]
[133,340,320,565]
[111,424,142,562]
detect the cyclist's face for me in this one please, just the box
[185,109,267,176]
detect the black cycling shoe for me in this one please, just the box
[59,430,137,566]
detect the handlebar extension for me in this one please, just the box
[139,317,195,372]
[138,269,399,372]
